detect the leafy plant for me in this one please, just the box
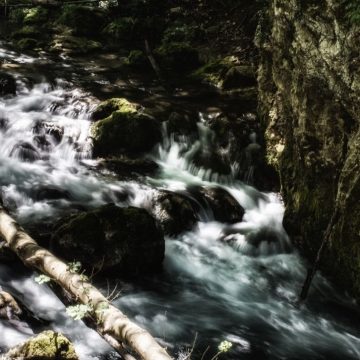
[34,274,51,284]
[66,304,93,320]
[67,261,82,274]
[343,0,360,25]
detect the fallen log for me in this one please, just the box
[0,206,172,360]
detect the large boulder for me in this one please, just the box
[90,98,162,156]
[0,72,16,96]
[151,191,199,236]
[52,204,164,274]
[4,330,78,360]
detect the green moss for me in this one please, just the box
[91,109,161,156]
[92,98,139,121]
[8,331,78,359]
[126,50,149,68]
[23,7,49,25]
[191,57,236,87]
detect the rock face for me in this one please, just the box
[4,330,78,360]
[52,204,165,274]
[257,1,360,298]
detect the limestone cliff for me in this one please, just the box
[257,0,360,298]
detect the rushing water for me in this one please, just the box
[0,44,360,360]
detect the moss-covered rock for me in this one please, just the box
[92,98,139,121]
[5,330,78,360]
[126,49,149,69]
[90,98,161,156]
[222,65,256,90]
[52,204,164,274]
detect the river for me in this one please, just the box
[0,42,360,360]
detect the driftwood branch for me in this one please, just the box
[0,206,172,360]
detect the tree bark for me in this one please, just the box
[0,207,172,360]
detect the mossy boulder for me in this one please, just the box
[0,72,16,96]
[192,57,254,90]
[58,5,107,36]
[155,42,200,72]
[91,98,161,156]
[52,204,164,274]
[92,98,140,121]
[5,330,78,360]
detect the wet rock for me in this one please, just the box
[0,72,16,96]
[0,291,22,320]
[4,330,78,360]
[197,187,245,224]
[152,191,198,236]
[167,111,199,136]
[33,135,52,150]
[52,204,164,274]
[91,100,162,156]
[33,186,72,201]
[33,122,64,144]
[10,142,40,162]
[0,117,9,130]
[192,150,232,175]
[98,156,159,177]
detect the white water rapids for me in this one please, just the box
[0,46,360,360]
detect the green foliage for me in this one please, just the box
[66,304,93,320]
[344,0,360,25]
[23,7,49,24]
[34,274,51,284]
[58,5,107,36]
[67,261,82,274]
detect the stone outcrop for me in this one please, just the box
[3,330,78,360]
[257,0,360,298]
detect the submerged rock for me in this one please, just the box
[52,204,164,274]
[10,142,40,162]
[196,187,245,224]
[4,330,78,360]
[90,98,162,156]
[0,291,22,320]
[0,72,16,96]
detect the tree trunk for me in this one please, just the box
[0,207,172,360]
